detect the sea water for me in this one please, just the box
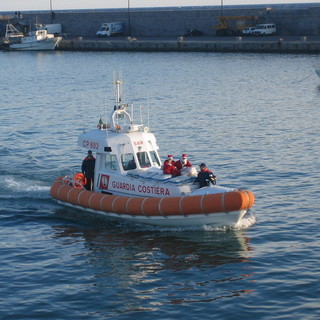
[0,51,319,319]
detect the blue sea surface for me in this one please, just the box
[0,51,319,319]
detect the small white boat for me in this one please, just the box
[51,77,255,228]
[4,24,62,51]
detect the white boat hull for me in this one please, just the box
[58,200,247,227]
[9,37,62,51]
[51,177,253,228]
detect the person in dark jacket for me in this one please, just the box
[81,150,96,190]
[195,163,217,188]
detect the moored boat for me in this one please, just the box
[3,23,62,51]
[50,77,255,227]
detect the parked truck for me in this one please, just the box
[96,22,124,37]
[213,16,257,36]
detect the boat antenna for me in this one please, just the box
[130,102,134,122]
[104,88,109,136]
[113,71,123,109]
[139,105,143,125]
[81,93,85,132]
[104,89,107,129]
[147,95,150,128]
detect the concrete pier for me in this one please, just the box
[58,37,320,53]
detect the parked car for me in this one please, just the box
[242,27,256,36]
[184,29,204,37]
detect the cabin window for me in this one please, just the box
[149,151,161,166]
[105,154,117,170]
[121,153,137,171]
[137,152,151,168]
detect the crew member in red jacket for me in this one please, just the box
[163,155,180,177]
[175,154,192,170]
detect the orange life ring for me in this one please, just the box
[73,173,87,189]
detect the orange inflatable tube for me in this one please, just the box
[50,177,254,216]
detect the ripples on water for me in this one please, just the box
[0,51,319,319]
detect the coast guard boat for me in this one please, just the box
[51,78,254,227]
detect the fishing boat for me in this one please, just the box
[50,77,254,227]
[3,24,62,51]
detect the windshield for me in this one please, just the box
[137,152,151,168]
[105,154,117,171]
[149,151,161,166]
[121,153,137,171]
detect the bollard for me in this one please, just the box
[277,38,284,47]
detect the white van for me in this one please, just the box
[96,22,124,37]
[44,24,62,35]
[253,24,276,36]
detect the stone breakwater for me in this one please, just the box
[58,37,320,53]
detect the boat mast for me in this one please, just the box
[115,79,122,109]
[110,75,133,131]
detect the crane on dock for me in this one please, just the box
[213,15,257,36]
[0,15,15,21]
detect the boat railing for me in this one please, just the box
[127,170,196,185]
[5,24,23,39]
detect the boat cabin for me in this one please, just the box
[78,80,162,179]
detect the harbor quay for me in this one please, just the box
[58,36,320,53]
[1,4,320,53]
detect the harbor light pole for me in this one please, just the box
[220,0,224,16]
[127,0,131,37]
[50,0,55,23]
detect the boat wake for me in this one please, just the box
[2,175,51,199]
[202,212,256,231]
[234,211,256,229]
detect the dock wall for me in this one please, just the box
[1,5,320,37]
[58,37,320,53]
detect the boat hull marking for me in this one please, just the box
[51,177,255,220]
